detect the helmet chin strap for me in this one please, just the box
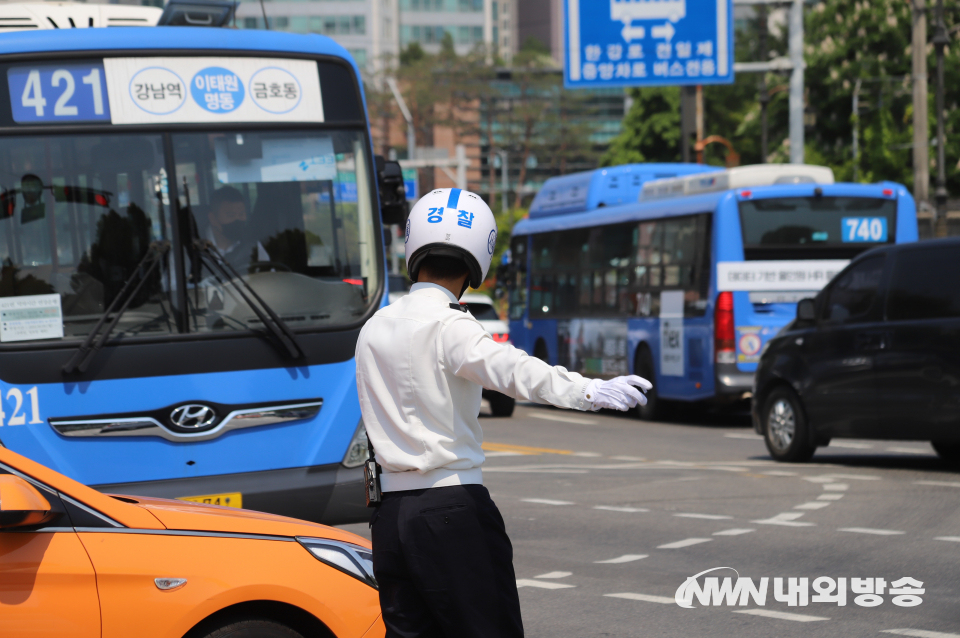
[458,278,470,298]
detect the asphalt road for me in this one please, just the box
[339,402,960,638]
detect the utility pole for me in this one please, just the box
[787,0,804,164]
[912,0,930,204]
[933,0,949,236]
[758,3,769,161]
[387,77,416,162]
[695,85,704,161]
[680,86,696,162]
[852,78,862,182]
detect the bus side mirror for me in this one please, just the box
[0,476,55,529]
[375,156,409,226]
[796,298,816,322]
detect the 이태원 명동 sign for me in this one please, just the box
[564,0,734,89]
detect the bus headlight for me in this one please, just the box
[297,537,377,589]
[342,419,369,468]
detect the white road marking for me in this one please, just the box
[887,447,930,455]
[732,609,829,622]
[713,528,755,536]
[828,441,873,449]
[822,473,881,480]
[604,592,675,604]
[818,494,844,501]
[609,455,646,461]
[516,579,575,589]
[593,505,649,513]
[794,502,831,510]
[935,536,960,542]
[725,433,762,440]
[658,538,712,549]
[594,554,648,564]
[521,498,575,506]
[762,471,798,476]
[823,483,849,491]
[916,480,960,488]
[484,451,525,457]
[486,468,590,474]
[535,571,571,579]
[882,629,960,638]
[571,451,603,457]
[752,512,815,527]
[803,476,837,483]
[674,513,733,520]
[527,412,599,426]
[838,527,905,535]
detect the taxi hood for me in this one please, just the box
[117,494,369,547]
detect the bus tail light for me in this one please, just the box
[715,291,736,364]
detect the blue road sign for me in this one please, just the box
[564,0,734,89]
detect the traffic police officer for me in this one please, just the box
[356,187,651,638]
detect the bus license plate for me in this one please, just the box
[177,492,242,508]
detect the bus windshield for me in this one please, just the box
[0,128,379,343]
[739,196,896,259]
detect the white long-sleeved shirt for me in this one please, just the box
[355,282,594,492]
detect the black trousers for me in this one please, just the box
[370,484,524,638]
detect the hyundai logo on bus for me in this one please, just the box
[169,404,217,429]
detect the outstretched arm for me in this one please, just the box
[441,317,650,412]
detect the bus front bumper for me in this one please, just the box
[93,463,369,526]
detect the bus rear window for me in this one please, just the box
[739,196,896,259]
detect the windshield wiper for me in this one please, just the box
[193,239,304,360]
[62,241,171,375]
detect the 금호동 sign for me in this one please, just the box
[564,0,734,89]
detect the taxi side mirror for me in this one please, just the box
[796,298,816,322]
[0,475,55,529]
[375,155,409,226]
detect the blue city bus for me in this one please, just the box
[0,23,399,523]
[506,164,918,417]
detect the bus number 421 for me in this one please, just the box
[21,68,105,117]
[0,387,42,426]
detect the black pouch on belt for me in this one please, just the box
[364,440,382,508]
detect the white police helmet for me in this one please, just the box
[404,188,497,289]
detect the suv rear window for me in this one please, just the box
[887,245,960,321]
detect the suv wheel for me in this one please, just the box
[932,441,960,466]
[762,387,815,463]
[199,620,303,638]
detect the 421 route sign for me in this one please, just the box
[564,0,734,89]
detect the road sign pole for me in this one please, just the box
[788,0,804,164]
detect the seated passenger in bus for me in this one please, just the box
[206,186,269,272]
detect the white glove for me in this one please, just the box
[584,375,653,412]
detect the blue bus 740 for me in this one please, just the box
[0,19,405,523]
[505,163,918,417]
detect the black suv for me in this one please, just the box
[752,237,960,463]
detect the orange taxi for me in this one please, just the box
[0,445,384,638]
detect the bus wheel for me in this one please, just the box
[634,349,661,421]
[762,387,815,463]
[488,391,516,417]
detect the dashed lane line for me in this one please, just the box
[535,571,571,579]
[724,433,763,440]
[521,498,575,506]
[485,467,590,474]
[593,505,649,513]
[516,579,575,589]
[762,471,798,476]
[838,527,905,536]
[572,451,603,457]
[609,455,646,461]
[916,480,960,488]
[822,473,881,480]
[657,538,712,549]
[818,494,844,500]
[828,441,873,449]
[934,536,960,543]
[887,447,931,455]
[674,513,733,520]
[803,476,838,483]
[604,593,675,604]
[752,512,815,527]
[794,502,831,510]
[526,412,600,426]
[594,554,648,564]
[823,483,849,491]
[713,528,755,536]
[882,629,960,638]
[732,609,829,622]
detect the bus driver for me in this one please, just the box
[355,187,652,637]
